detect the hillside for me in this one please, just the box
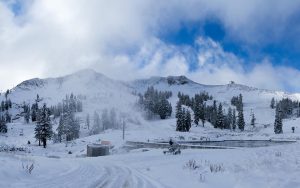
[1,69,300,188]
[1,69,300,127]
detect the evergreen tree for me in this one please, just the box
[232,109,236,130]
[37,104,53,148]
[238,94,243,112]
[185,110,192,132]
[56,108,80,142]
[251,111,256,128]
[34,107,42,146]
[66,110,80,141]
[76,100,83,112]
[212,100,218,128]
[69,93,76,113]
[225,107,232,129]
[24,104,30,123]
[199,103,205,127]
[193,104,200,126]
[0,115,7,133]
[101,109,109,131]
[175,101,182,119]
[91,111,101,135]
[238,109,245,131]
[31,102,38,122]
[138,87,172,119]
[157,98,171,119]
[5,89,9,99]
[1,101,5,111]
[57,114,65,142]
[7,99,12,108]
[176,104,184,132]
[274,105,283,134]
[109,108,118,129]
[4,111,11,123]
[270,97,275,109]
[216,103,224,129]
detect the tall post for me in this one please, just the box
[122,119,125,140]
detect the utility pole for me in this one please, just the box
[122,119,125,140]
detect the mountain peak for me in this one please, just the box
[15,78,46,90]
[166,75,194,85]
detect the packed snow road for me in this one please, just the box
[0,154,168,188]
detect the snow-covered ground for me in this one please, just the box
[1,116,300,188]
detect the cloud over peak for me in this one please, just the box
[0,0,300,92]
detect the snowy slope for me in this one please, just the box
[1,69,139,121]
[130,75,300,125]
[3,69,300,126]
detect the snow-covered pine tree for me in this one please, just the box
[185,110,192,132]
[238,109,245,131]
[232,109,236,130]
[0,115,7,133]
[7,99,12,109]
[251,111,256,128]
[91,111,101,135]
[66,109,80,141]
[24,104,30,123]
[238,94,243,112]
[212,100,218,128]
[72,117,80,139]
[34,107,42,146]
[76,100,83,112]
[158,98,169,119]
[270,97,275,109]
[1,101,5,111]
[101,109,109,131]
[38,104,53,148]
[181,108,186,131]
[199,103,205,127]
[225,107,232,129]
[31,102,38,122]
[216,103,224,129]
[274,105,283,134]
[69,93,76,113]
[57,114,65,142]
[5,111,11,123]
[193,103,200,126]
[109,108,118,129]
[176,104,184,132]
[175,101,182,118]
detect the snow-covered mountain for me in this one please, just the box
[1,69,137,121]
[2,69,300,124]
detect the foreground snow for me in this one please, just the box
[1,117,300,188]
[1,142,300,188]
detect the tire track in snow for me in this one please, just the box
[13,157,168,188]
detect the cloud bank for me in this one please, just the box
[0,0,300,92]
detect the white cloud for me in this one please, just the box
[0,0,300,92]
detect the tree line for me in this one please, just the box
[0,90,12,133]
[176,93,246,132]
[270,97,300,134]
[138,87,172,119]
[87,108,122,136]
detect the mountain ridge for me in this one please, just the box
[10,69,292,96]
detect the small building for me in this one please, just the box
[87,144,109,157]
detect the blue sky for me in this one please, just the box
[1,0,300,92]
[160,15,300,71]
